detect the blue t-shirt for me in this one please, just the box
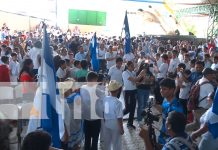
[158,98,184,145]
[189,72,203,86]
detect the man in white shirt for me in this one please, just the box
[168,50,180,74]
[105,45,117,70]
[198,68,215,109]
[187,68,215,131]
[211,55,218,71]
[97,43,106,72]
[155,54,169,104]
[28,41,42,76]
[122,61,143,129]
[156,54,169,80]
[181,53,191,70]
[0,44,7,56]
[108,57,124,85]
[80,72,101,150]
[123,51,135,63]
[56,60,67,82]
[75,45,87,61]
[9,52,20,82]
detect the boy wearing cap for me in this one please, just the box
[102,80,124,150]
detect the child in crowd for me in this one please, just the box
[102,80,124,150]
[56,59,67,82]
[204,53,212,68]
[191,91,218,150]
[9,52,20,82]
[211,55,218,70]
[70,60,81,79]
[178,69,192,117]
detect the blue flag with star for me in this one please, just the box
[124,11,131,54]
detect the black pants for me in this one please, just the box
[179,98,188,118]
[99,59,107,73]
[123,90,136,125]
[84,119,101,150]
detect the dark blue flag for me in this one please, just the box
[90,32,99,72]
[124,11,131,54]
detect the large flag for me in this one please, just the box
[123,11,131,54]
[90,32,99,72]
[208,88,218,139]
[27,24,64,148]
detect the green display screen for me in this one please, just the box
[68,9,107,26]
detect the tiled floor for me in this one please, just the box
[98,121,145,150]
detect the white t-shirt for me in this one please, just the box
[179,81,191,100]
[168,58,180,73]
[56,67,66,79]
[157,59,163,69]
[122,70,137,90]
[28,47,41,69]
[198,77,214,109]
[9,60,20,82]
[108,65,124,85]
[80,84,101,120]
[123,53,135,62]
[97,48,106,60]
[105,52,116,69]
[74,52,87,61]
[211,63,218,70]
[157,63,168,79]
[103,96,123,130]
[178,53,184,62]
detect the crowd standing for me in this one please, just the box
[0,22,218,150]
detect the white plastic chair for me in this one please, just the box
[0,104,18,120]
[20,103,33,119]
[14,84,23,99]
[0,86,14,100]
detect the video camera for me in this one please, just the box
[141,96,159,149]
[141,96,159,126]
[143,63,153,69]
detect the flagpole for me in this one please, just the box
[55,0,58,28]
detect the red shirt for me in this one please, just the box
[0,64,10,82]
[19,72,35,94]
[19,72,34,82]
[208,43,215,50]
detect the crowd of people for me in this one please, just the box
[0,22,218,150]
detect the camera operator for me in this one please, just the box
[139,111,197,150]
[155,78,184,145]
[136,61,155,126]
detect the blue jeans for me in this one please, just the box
[137,88,150,122]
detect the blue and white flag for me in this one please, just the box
[208,88,218,139]
[27,25,65,148]
[123,11,131,54]
[90,32,99,72]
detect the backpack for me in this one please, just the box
[187,80,210,111]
